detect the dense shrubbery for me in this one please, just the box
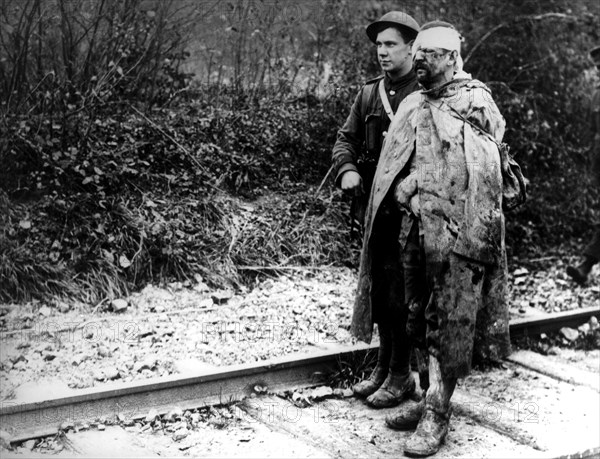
[0,92,359,303]
[1,0,599,303]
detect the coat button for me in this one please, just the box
[382,131,387,137]
[385,168,390,173]
[390,90,396,95]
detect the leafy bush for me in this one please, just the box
[1,0,599,303]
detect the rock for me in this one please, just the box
[97,345,111,358]
[320,298,334,308]
[160,327,175,337]
[23,439,36,450]
[190,413,200,423]
[198,298,214,309]
[93,370,105,381]
[71,354,86,365]
[513,267,529,277]
[97,424,106,431]
[578,323,591,335]
[111,299,128,313]
[10,354,27,364]
[342,388,354,398]
[547,346,560,355]
[0,430,13,450]
[559,327,579,342]
[134,357,156,372]
[39,306,52,317]
[164,407,184,422]
[60,421,74,431]
[171,421,187,431]
[589,316,599,330]
[43,352,57,361]
[211,291,233,304]
[104,368,120,380]
[310,386,333,400]
[153,305,166,313]
[145,409,159,423]
[194,282,210,293]
[173,428,189,441]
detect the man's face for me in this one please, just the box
[412,46,453,88]
[376,27,412,77]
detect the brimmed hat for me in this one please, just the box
[366,11,420,43]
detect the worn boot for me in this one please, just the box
[366,309,414,408]
[404,407,451,457]
[385,393,424,430]
[385,349,429,430]
[567,256,597,285]
[366,371,415,408]
[404,355,455,457]
[353,364,388,397]
[353,324,391,397]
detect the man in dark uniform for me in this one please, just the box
[567,45,600,284]
[331,11,422,408]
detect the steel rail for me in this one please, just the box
[509,305,599,338]
[1,307,598,444]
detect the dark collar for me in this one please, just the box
[384,70,417,90]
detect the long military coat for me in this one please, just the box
[351,78,512,378]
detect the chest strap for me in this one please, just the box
[378,80,395,121]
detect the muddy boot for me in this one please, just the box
[366,322,414,408]
[385,392,424,430]
[353,365,388,397]
[404,356,455,457]
[567,256,597,285]
[404,407,451,457]
[353,324,391,397]
[366,371,415,408]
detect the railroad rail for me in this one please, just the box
[1,306,599,458]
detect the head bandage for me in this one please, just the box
[412,26,465,73]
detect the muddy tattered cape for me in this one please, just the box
[351,78,512,378]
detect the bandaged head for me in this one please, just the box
[412,24,465,73]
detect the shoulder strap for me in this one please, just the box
[378,80,394,121]
[360,77,382,122]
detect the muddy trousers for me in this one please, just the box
[402,219,429,391]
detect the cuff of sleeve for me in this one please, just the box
[335,163,359,187]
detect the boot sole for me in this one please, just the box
[403,438,445,457]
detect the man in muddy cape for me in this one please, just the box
[351,21,512,457]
